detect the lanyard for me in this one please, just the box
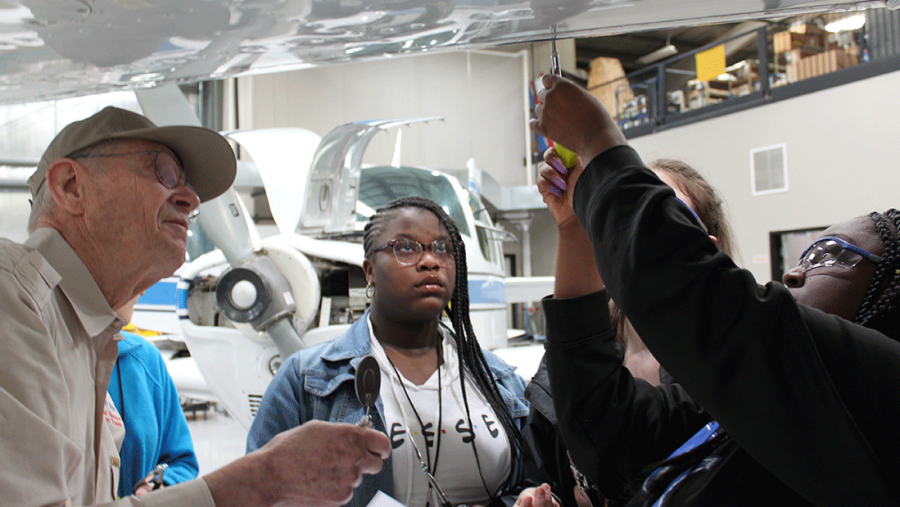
[667,420,720,460]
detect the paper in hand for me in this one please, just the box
[365,491,407,507]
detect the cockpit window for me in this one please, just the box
[468,193,493,226]
[357,166,470,237]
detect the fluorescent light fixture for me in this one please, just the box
[636,44,677,66]
[824,14,866,32]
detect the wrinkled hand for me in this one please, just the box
[266,420,390,507]
[206,420,390,507]
[513,484,560,507]
[529,74,627,188]
[537,147,581,229]
[133,482,154,496]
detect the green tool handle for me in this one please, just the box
[555,143,578,168]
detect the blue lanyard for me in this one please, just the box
[667,420,720,459]
[642,420,723,507]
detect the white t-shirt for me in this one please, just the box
[368,317,511,507]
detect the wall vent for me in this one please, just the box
[248,394,263,416]
[750,144,788,195]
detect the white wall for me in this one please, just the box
[231,50,531,187]
[629,68,900,283]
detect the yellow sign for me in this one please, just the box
[695,45,726,82]
[123,322,161,338]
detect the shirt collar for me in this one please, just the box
[25,227,124,337]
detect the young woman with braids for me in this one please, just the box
[247,196,557,507]
[524,155,737,507]
[528,73,900,506]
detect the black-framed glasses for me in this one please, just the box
[71,150,191,192]
[797,236,882,274]
[372,238,454,266]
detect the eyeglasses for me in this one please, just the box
[797,236,882,274]
[372,238,454,266]
[71,150,191,192]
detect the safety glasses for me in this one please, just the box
[797,236,882,274]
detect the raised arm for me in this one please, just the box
[536,147,603,299]
[531,73,900,505]
[535,143,707,502]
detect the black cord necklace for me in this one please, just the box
[384,337,444,507]
[116,358,124,422]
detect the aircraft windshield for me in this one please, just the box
[357,166,470,238]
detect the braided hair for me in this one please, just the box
[363,196,524,496]
[853,208,900,340]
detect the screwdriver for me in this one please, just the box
[549,25,578,169]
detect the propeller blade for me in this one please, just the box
[225,128,321,236]
[198,188,259,266]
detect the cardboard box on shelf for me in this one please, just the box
[794,48,859,81]
[819,48,857,72]
[789,23,824,36]
[774,30,824,54]
[587,57,634,120]
[686,81,727,109]
[731,82,754,96]
[777,48,820,83]
[782,48,820,63]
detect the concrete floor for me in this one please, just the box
[185,407,248,475]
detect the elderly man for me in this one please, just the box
[0,106,390,507]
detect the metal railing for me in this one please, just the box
[589,15,900,138]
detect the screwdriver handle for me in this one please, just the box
[555,143,578,168]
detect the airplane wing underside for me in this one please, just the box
[0,0,882,104]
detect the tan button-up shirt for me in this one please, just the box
[0,228,214,507]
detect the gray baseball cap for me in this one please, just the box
[29,106,236,202]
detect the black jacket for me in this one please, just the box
[542,145,900,506]
[524,354,610,507]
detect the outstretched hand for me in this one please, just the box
[529,74,628,193]
[205,420,390,507]
[266,420,390,507]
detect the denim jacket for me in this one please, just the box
[247,310,530,507]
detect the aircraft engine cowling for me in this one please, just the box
[194,183,321,360]
[212,245,321,360]
[216,257,290,329]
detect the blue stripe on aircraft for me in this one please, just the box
[139,280,178,306]
[467,278,506,306]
